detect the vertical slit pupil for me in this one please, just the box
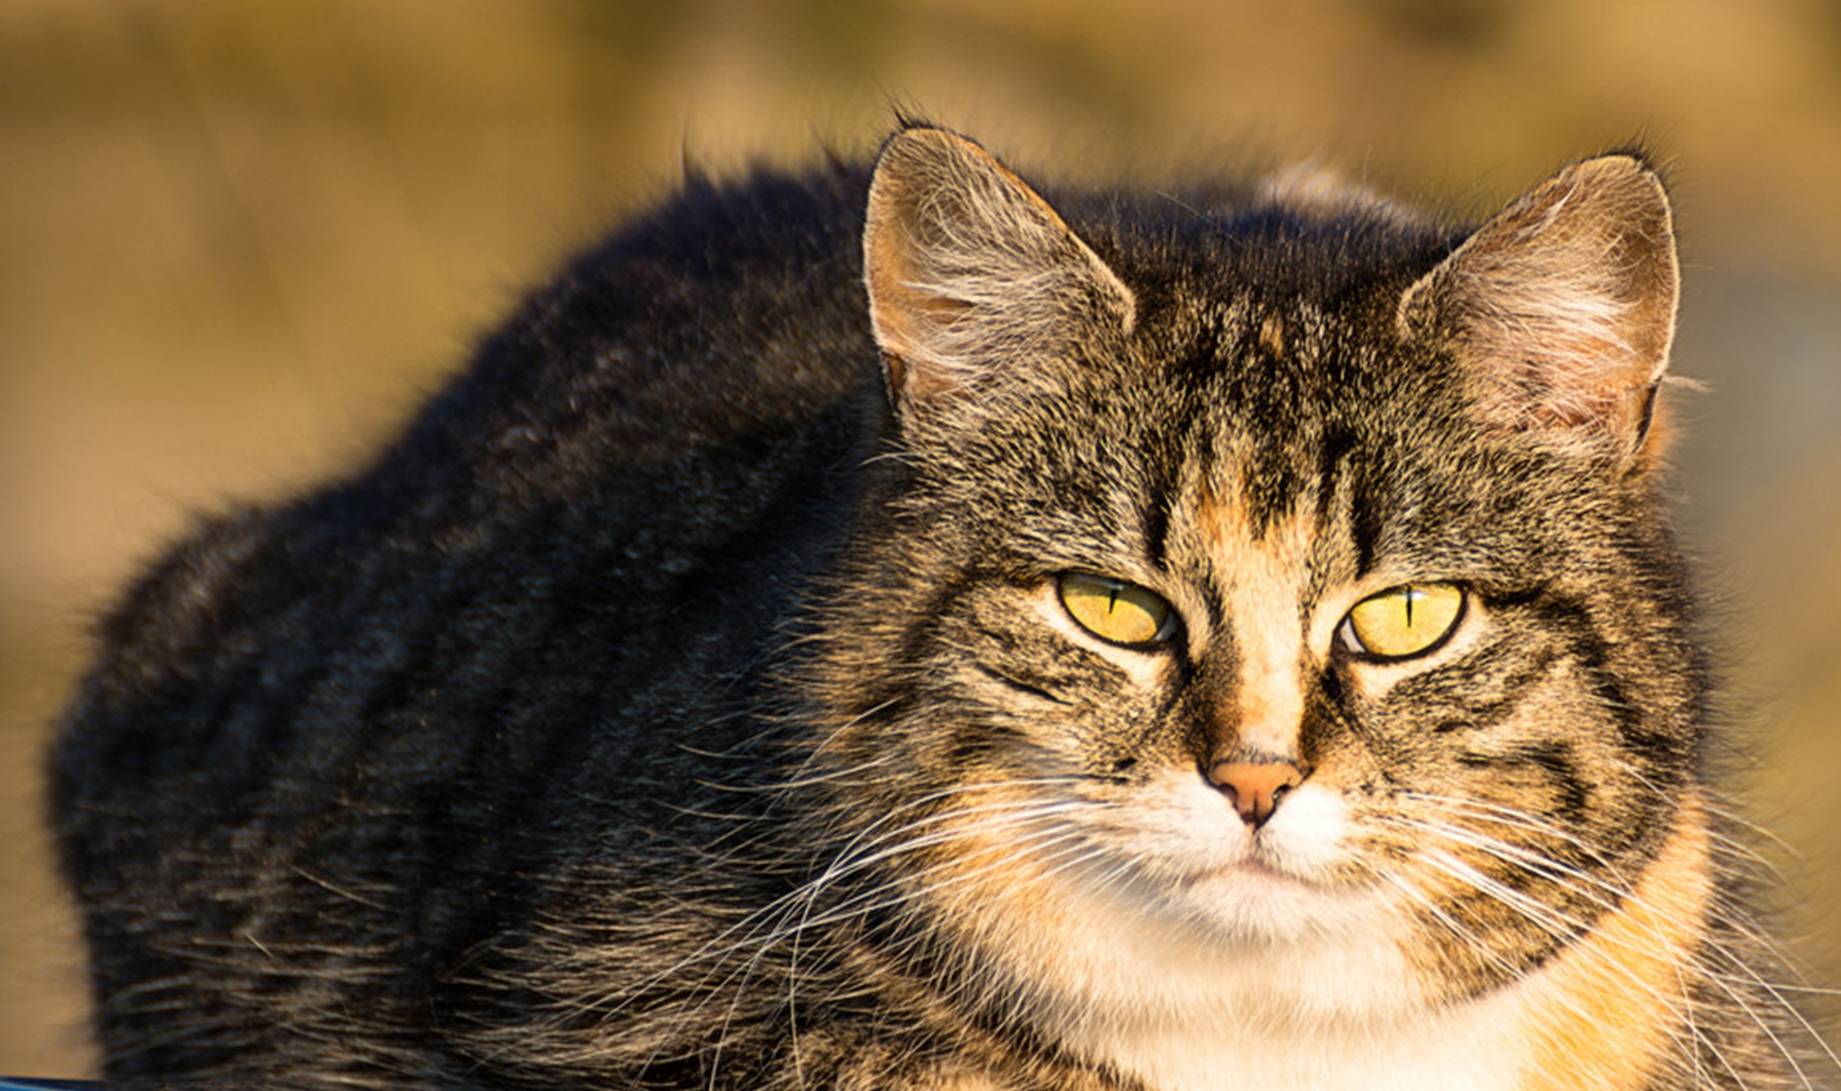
[1405,585,1415,627]
[1108,585,1120,614]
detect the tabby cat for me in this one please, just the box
[51,123,1827,1090]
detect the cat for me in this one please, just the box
[48,121,1826,1090]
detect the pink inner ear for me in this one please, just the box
[863,223,973,400]
[1478,322,1643,432]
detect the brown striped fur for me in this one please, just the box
[51,123,1825,1089]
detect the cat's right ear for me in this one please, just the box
[862,126,1136,410]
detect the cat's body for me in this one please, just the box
[50,126,1820,1089]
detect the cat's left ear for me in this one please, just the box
[863,126,1136,408]
[1397,153,1679,457]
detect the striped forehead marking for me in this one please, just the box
[1198,487,1317,758]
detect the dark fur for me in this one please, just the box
[50,129,1815,1089]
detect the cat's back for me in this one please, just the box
[47,163,884,1079]
[56,160,877,769]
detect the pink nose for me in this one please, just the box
[1206,760,1302,828]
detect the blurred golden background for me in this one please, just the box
[4,0,1839,1075]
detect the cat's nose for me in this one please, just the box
[1206,759,1303,828]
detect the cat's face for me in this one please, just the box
[807,128,1697,1025]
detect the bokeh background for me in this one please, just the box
[4,0,1840,1075]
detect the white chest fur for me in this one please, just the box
[1080,981,1534,1091]
[981,837,1542,1091]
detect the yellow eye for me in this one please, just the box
[1342,583,1465,660]
[1057,573,1175,647]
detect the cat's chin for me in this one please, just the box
[976,838,1417,1039]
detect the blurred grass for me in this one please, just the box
[4,0,1840,1075]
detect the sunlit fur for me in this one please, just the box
[51,124,1824,1089]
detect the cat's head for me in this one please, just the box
[802,125,1699,1028]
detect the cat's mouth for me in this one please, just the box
[1177,849,1321,890]
[1120,841,1386,947]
